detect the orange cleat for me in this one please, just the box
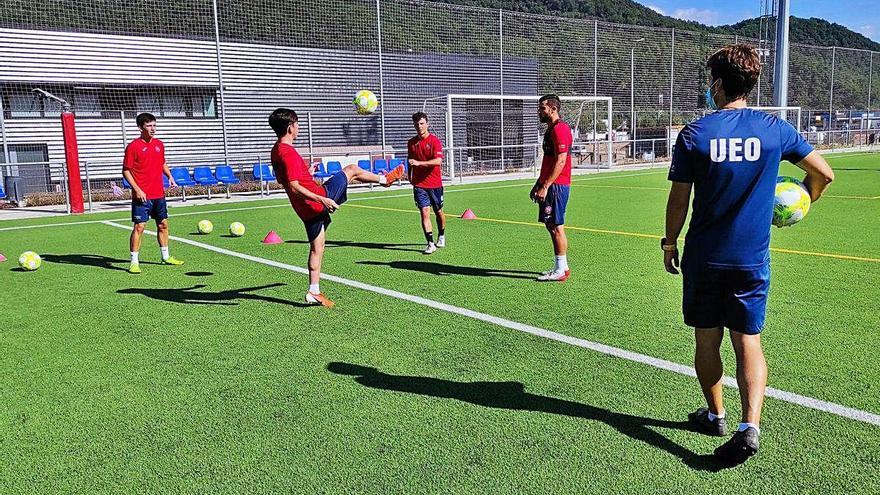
[382,164,406,187]
[305,291,335,308]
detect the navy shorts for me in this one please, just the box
[682,259,771,335]
[414,186,444,212]
[537,184,570,225]
[302,172,349,242]
[132,198,168,224]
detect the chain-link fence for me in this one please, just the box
[1,0,879,207]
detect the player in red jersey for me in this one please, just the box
[122,112,183,274]
[407,112,446,254]
[269,108,405,308]
[531,94,573,282]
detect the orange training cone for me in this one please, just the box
[0,253,5,262]
[460,209,477,220]
[262,230,283,244]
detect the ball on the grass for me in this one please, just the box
[18,251,41,271]
[229,222,246,237]
[197,219,214,234]
[773,176,812,227]
[353,89,379,115]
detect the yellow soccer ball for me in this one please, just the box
[353,89,379,115]
[773,177,812,227]
[197,219,214,234]
[229,222,246,237]
[18,251,42,271]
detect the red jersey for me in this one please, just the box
[271,142,326,221]
[407,133,444,189]
[540,120,573,186]
[123,137,166,199]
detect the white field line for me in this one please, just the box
[0,170,667,233]
[102,219,880,428]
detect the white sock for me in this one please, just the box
[160,246,170,261]
[708,411,725,421]
[130,251,139,264]
[738,422,760,434]
[309,283,320,294]
[378,176,387,185]
[555,255,569,272]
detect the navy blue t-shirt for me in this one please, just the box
[669,108,814,268]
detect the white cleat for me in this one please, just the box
[436,236,446,248]
[537,269,571,282]
[423,243,437,255]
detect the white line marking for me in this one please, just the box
[101,219,880,427]
[0,170,667,232]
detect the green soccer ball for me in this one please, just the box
[229,222,246,237]
[197,219,214,234]
[353,89,379,115]
[18,251,42,271]
[773,176,811,227]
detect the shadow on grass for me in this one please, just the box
[185,271,214,277]
[356,260,540,279]
[327,362,724,472]
[41,253,158,272]
[118,283,312,307]
[287,239,423,253]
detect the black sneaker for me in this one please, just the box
[714,427,759,466]
[688,407,727,436]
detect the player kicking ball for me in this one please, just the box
[407,112,446,254]
[531,94,573,282]
[269,108,405,308]
[122,112,184,274]
[663,44,834,466]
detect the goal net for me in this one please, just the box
[422,95,614,178]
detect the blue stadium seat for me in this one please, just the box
[313,162,332,181]
[251,164,276,196]
[357,159,372,172]
[0,182,5,200]
[215,165,240,198]
[373,159,389,174]
[193,166,219,200]
[122,177,132,189]
[326,161,343,174]
[170,167,195,202]
[390,157,406,173]
[162,175,170,189]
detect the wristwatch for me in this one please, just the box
[660,237,678,252]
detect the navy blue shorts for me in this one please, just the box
[414,186,444,212]
[302,172,349,242]
[682,259,771,335]
[537,184,570,225]
[132,198,168,224]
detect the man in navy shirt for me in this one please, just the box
[663,44,834,465]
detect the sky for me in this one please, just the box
[640,0,880,43]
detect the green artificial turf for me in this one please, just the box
[1,155,878,494]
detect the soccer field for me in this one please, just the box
[1,154,879,493]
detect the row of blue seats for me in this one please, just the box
[313,158,407,179]
[122,165,241,189]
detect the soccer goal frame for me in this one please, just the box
[750,106,803,131]
[422,94,614,178]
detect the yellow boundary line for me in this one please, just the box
[346,204,880,263]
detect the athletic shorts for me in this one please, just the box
[537,184,570,226]
[413,186,444,212]
[132,198,168,224]
[682,259,771,335]
[302,171,349,242]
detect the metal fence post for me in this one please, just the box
[375,0,387,157]
[84,160,93,212]
[499,9,505,173]
[669,28,675,151]
[829,46,836,132]
[212,0,230,166]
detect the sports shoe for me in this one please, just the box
[714,427,759,466]
[382,164,406,187]
[128,263,142,274]
[436,235,446,248]
[537,269,570,282]
[688,407,728,436]
[423,243,437,255]
[305,291,335,308]
[162,256,184,266]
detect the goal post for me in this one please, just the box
[422,94,614,179]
